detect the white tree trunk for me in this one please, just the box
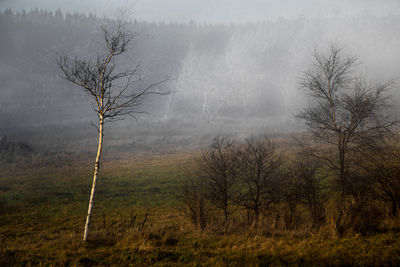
[83,116,104,241]
[164,94,172,120]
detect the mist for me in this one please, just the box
[3,3,400,263]
[1,3,400,152]
[2,0,400,23]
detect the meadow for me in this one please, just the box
[1,149,400,266]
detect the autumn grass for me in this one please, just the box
[1,150,400,266]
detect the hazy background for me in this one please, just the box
[2,0,400,23]
[1,1,400,153]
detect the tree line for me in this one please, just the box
[2,8,400,137]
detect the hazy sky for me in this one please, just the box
[1,0,400,23]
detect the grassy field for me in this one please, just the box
[1,150,400,266]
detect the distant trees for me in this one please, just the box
[4,9,400,132]
[298,44,393,199]
[0,135,34,162]
[57,20,168,241]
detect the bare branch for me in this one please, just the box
[56,18,171,241]
[298,43,395,197]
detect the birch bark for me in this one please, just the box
[83,116,104,241]
[56,21,169,241]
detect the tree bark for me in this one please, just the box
[83,116,104,241]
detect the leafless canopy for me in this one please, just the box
[361,136,400,217]
[299,45,393,146]
[236,137,281,226]
[56,19,170,241]
[200,136,240,226]
[298,44,395,196]
[57,21,169,123]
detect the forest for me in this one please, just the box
[1,8,400,266]
[2,9,400,150]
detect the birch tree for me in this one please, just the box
[57,21,168,241]
[298,44,393,198]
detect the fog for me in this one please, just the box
[0,4,400,152]
[1,0,400,23]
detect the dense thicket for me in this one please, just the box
[184,134,400,235]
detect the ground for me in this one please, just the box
[1,150,400,266]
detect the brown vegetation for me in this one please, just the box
[2,146,400,266]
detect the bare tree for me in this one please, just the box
[280,169,303,230]
[362,136,400,217]
[298,44,393,198]
[199,136,240,232]
[57,20,168,241]
[236,137,281,228]
[180,175,209,231]
[287,156,325,228]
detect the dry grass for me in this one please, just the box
[1,150,400,266]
